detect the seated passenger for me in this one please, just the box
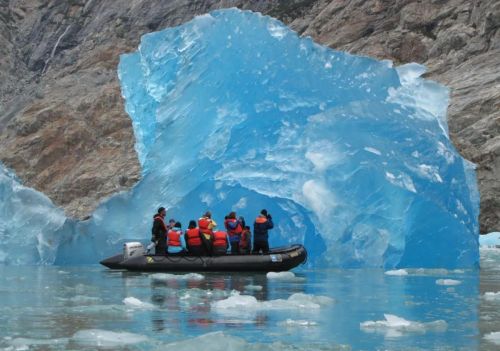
[224,211,243,254]
[198,211,216,254]
[212,228,229,256]
[239,226,252,254]
[198,211,217,239]
[185,220,205,256]
[167,222,187,254]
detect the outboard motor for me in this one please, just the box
[123,242,145,260]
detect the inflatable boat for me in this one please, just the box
[100,242,307,272]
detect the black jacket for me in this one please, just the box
[253,215,274,242]
[151,215,167,242]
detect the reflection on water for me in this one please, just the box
[0,252,498,350]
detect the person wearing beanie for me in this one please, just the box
[151,207,168,255]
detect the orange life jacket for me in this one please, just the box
[255,216,268,224]
[186,228,202,246]
[167,230,181,247]
[224,218,243,237]
[213,231,227,248]
[198,217,213,235]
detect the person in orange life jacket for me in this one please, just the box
[253,209,273,254]
[151,207,168,255]
[224,211,243,254]
[167,222,187,254]
[240,225,252,254]
[198,211,217,253]
[185,220,206,256]
[212,226,230,256]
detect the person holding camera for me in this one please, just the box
[253,209,274,254]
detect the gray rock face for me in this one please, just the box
[0,0,498,232]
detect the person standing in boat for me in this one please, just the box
[224,212,243,254]
[151,207,168,255]
[185,220,205,255]
[198,211,217,254]
[167,222,187,255]
[253,209,273,254]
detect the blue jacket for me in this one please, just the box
[167,228,187,254]
[253,215,273,242]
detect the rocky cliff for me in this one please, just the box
[0,0,498,232]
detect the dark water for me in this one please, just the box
[0,249,499,350]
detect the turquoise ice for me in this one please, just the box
[0,9,479,268]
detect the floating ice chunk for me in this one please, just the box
[150,273,205,281]
[244,284,263,291]
[278,319,318,327]
[385,269,408,276]
[484,332,500,345]
[266,271,302,281]
[479,232,500,248]
[436,279,461,286]
[483,292,500,301]
[161,332,248,350]
[9,337,68,349]
[72,329,149,347]
[360,314,447,337]
[123,296,155,309]
[211,291,333,315]
[57,295,102,304]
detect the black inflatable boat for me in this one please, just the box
[100,243,307,272]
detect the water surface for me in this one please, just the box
[1,250,499,350]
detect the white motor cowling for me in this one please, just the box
[123,242,145,260]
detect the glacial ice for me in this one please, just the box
[479,232,500,247]
[123,296,155,309]
[211,291,333,316]
[0,8,480,268]
[360,314,448,337]
[435,279,462,286]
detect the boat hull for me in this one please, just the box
[100,245,307,272]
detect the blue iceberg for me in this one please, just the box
[0,9,479,268]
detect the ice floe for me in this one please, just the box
[150,273,205,281]
[8,337,68,349]
[211,291,333,316]
[360,314,447,337]
[435,279,461,286]
[123,296,155,309]
[244,284,263,291]
[384,269,408,276]
[56,295,102,304]
[484,331,500,345]
[266,271,304,281]
[483,292,500,301]
[71,329,149,347]
[278,319,318,327]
